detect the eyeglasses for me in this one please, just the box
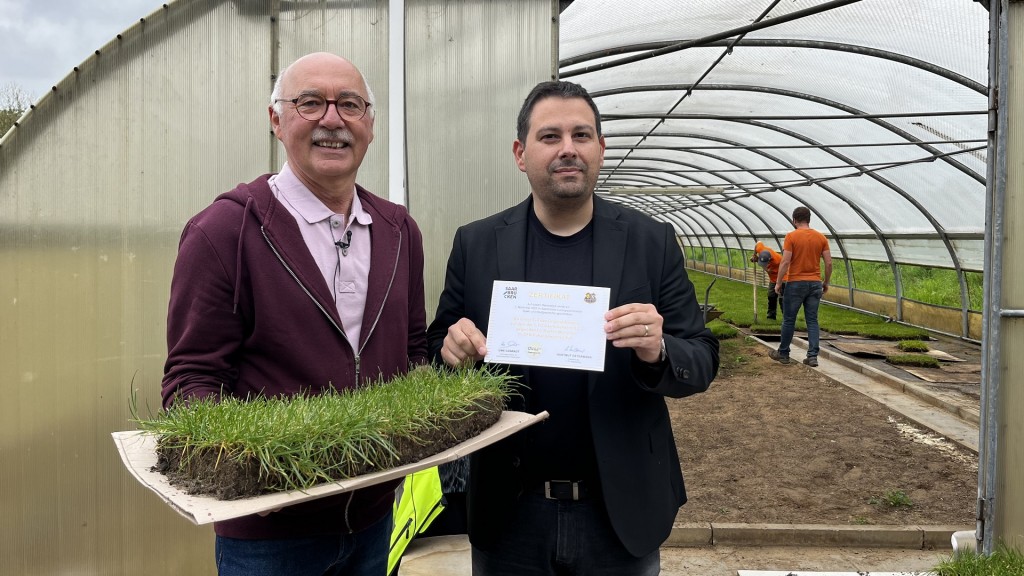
[275,94,372,121]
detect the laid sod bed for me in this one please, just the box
[136,367,514,500]
[687,270,932,340]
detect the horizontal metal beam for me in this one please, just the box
[560,0,864,78]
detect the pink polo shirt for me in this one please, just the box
[269,163,372,351]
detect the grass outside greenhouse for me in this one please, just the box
[683,246,983,310]
[934,543,1024,575]
[688,269,932,341]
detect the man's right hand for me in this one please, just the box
[440,318,488,367]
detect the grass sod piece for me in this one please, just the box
[886,353,941,368]
[897,339,930,352]
[708,320,739,339]
[135,367,515,500]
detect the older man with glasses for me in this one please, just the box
[161,52,427,575]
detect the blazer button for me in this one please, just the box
[512,457,521,468]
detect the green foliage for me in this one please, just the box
[935,543,1024,576]
[898,264,961,308]
[850,260,897,294]
[0,108,19,135]
[682,245,751,269]
[897,340,930,352]
[134,366,514,491]
[688,270,885,333]
[1,82,33,136]
[869,489,913,508]
[886,354,940,368]
[816,259,983,311]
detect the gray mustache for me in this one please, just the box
[312,128,353,145]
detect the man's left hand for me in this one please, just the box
[604,303,663,364]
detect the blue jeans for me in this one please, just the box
[471,491,660,576]
[778,280,823,359]
[215,511,392,576]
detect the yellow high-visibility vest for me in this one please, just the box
[388,467,444,574]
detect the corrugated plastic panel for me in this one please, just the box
[0,0,402,573]
[405,0,555,320]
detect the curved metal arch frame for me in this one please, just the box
[600,153,790,268]
[563,34,985,332]
[562,38,986,96]
[593,84,985,184]
[560,0,866,79]
[601,153,796,259]
[626,118,971,326]
[602,130,895,312]
[606,152,791,251]
[594,85,980,327]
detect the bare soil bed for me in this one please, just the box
[669,337,977,526]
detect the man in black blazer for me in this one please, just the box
[427,80,719,575]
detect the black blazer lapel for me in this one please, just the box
[494,199,531,282]
[592,198,628,305]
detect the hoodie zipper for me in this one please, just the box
[260,227,403,389]
[262,225,403,533]
[356,229,403,364]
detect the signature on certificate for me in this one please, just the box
[564,345,587,353]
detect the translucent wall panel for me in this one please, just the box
[405,0,554,321]
[274,0,390,192]
[0,1,397,574]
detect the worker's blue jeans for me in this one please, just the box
[214,510,392,576]
[778,280,824,360]
[471,491,659,576]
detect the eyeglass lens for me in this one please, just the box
[294,95,367,120]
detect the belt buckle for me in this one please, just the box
[544,480,580,501]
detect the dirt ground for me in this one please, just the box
[669,336,978,526]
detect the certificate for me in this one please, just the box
[484,281,610,371]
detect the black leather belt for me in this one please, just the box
[532,480,592,501]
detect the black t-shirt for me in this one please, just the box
[521,207,599,485]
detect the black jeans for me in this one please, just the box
[471,491,659,575]
[767,282,785,317]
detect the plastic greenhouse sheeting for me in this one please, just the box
[560,0,988,273]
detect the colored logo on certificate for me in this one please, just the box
[527,344,542,357]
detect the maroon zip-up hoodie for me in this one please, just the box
[162,175,427,539]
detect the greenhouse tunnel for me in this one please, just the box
[1,0,1021,572]
[562,0,989,341]
[560,0,1018,553]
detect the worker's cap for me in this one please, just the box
[758,250,772,264]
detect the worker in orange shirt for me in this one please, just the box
[770,206,832,367]
[750,241,784,320]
